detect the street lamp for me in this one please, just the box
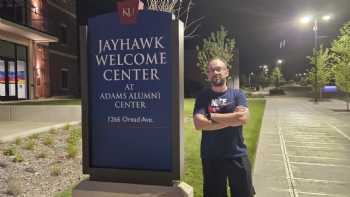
[300,14,332,103]
[300,15,313,24]
[276,59,283,65]
[322,15,332,21]
[259,64,269,72]
[249,72,254,89]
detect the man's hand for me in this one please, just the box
[235,106,248,112]
[210,105,249,126]
[193,114,232,131]
[235,106,249,124]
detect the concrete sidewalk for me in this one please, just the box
[0,121,80,143]
[253,97,350,197]
[0,105,81,142]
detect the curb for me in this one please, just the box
[0,121,81,143]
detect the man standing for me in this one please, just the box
[193,58,255,197]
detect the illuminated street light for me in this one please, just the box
[301,15,313,24]
[277,59,283,65]
[322,15,331,21]
[248,72,254,89]
[299,14,333,103]
[259,64,269,74]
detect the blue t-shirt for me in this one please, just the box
[193,88,248,159]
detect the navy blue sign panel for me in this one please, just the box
[88,10,172,171]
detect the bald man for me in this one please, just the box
[193,58,255,197]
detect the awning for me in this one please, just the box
[0,17,58,43]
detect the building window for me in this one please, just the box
[59,25,68,45]
[61,69,68,90]
[0,40,28,100]
[0,0,27,24]
[0,39,15,58]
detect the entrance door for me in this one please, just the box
[0,57,18,100]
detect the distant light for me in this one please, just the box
[322,15,331,21]
[277,59,283,64]
[301,15,313,24]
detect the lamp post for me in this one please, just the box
[248,72,254,89]
[300,14,332,103]
[258,65,269,90]
[276,59,283,70]
[276,59,284,81]
[313,18,319,103]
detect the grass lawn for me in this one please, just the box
[56,98,266,197]
[0,99,81,105]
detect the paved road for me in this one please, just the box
[253,97,350,197]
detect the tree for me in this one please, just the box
[196,26,236,79]
[147,0,203,39]
[270,67,283,88]
[331,21,350,110]
[306,46,332,100]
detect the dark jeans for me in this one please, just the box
[202,156,255,197]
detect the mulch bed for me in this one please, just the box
[0,125,86,197]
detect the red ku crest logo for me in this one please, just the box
[117,0,139,24]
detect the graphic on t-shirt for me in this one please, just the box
[208,98,232,113]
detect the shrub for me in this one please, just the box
[245,92,252,97]
[66,143,78,159]
[49,128,58,135]
[246,92,265,98]
[3,146,16,156]
[43,135,54,146]
[23,139,35,150]
[269,88,285,95]
[14,138,22,145]
[50,164,62,176]
[66,129,81,145]
[12,153,24,163]
[29,133,40,140]
[63,124,70,131]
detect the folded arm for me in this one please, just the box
[193,113,232,131]
[211,106,249,126]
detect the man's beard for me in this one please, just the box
[211,78,226,87]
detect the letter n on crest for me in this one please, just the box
[117,0,139,24]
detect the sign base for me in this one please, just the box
[73,180,193,197]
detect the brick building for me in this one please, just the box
[0,0,79,101]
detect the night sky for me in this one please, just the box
[185,0,350,79]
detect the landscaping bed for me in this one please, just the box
[0,125,86,197]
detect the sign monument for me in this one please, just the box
[78,0,185,188]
